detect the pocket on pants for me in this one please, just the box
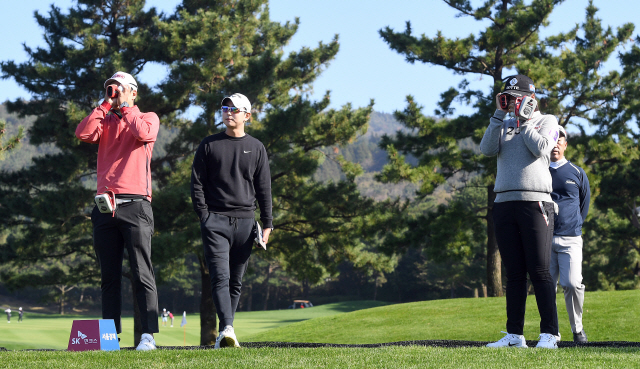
[139,201,155,232]
[200,212,211,225]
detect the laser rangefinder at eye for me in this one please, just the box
[106,84,124,98]
[499,94,510,110]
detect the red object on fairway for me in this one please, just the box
[67,319,119,351]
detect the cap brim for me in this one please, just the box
[502,90,529,97]
[104,78,119,88]
[221,96,249,112]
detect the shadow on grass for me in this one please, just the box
[322,301,390,313]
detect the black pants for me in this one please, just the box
[200,212,254,332]
[91,200,159,334]
[493,201,558,335]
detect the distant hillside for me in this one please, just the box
[1,105,417,200]
[0,105,57,172]
[0,104,177,173]
[314,111,419,200]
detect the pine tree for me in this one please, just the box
[513,2,639,290]
[149,0,400,344]
[378,0,568,296]
[0,0,169,345]
[0,119,24,161]
[378,0,639,295]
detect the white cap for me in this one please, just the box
[104,71,138,91]
[222,93,251,112]
[558,125,567,139]
[19,307,22,310]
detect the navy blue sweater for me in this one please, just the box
[550,160,590,236]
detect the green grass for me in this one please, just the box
[1,347,639,369]
[246,290,640,343]
[0,300,387,350]
[1,293,638,367]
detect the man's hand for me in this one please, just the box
[115,85,134,110]
[262,228,272,244]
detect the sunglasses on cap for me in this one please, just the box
[221,106,245,113]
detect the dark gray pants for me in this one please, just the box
[200,213,254,332]
[91,200,159,334]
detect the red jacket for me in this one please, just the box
[76,101,159,200]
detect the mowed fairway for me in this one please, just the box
[0,290,638,368]
[0,301,388,350]
[245,290,640,343]
[1,347,640,369]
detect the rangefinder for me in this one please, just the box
[106,84,123,98]
[499,94,509,110]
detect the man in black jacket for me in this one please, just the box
[191,93,272,349]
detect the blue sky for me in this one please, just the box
[1,0,638,121]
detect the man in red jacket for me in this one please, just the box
[76,71,160,351]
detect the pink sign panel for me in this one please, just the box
[67,320,101,351]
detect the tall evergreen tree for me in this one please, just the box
[508,1,638,290]
[378,0,567,296]
[378,0,639,295]
[0,0,170,345]
[0,119,24,161]
[149,0,400,344]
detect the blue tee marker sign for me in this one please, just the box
[68,319,120,351]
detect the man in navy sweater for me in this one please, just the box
[191,93,273,349]
[549,126,590,342]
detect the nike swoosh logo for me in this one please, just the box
[508,343,517,346]
[244,151,251,153]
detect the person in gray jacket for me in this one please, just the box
[481,75,560,349]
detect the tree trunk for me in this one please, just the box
[302,279,310,299]
[246,283,253,311]
[486,184,503,297]
[59,288,65,315]
[373,277,378,301]
[273,284,280,310]
[198,255,217,346]
[123,271,143,347]
[132,281,143,347]
[263,264,273,311]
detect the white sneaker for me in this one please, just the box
[136,333,157,351]
[214,325,240,349]
[486,331,528,348]
[535,333,558,349]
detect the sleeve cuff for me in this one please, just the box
[100,101,112,111]
[261,219,273,229]
[493,109,507,120]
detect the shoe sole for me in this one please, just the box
[223,336,240,348]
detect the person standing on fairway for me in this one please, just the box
[4,308,10,323]
[549,126,590,342]
[76,71,160,351]
[161,308,168,327]
[18,307,23,322]
[191,93,272,349]
[480,75,560,349]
